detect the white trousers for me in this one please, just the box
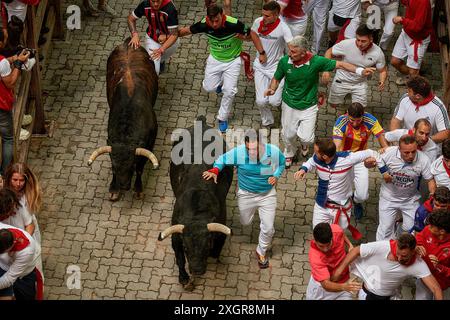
[237,188,277,256]
[280,15,308,37]
[328,79,368,107]
[415,279,450,300]
[202,55,241,121]
[377,1,400,50]
[281,102,318,158]
[313,201,352,230]
[303,0,331,53]
[352,162,369,204]
[376,198,419,241]
[392,30,431,70]
[306,276,353,300]
[144,35,180,75]
[254,66,283,126]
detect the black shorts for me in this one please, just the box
[333,14,351,27]
[0,268,14,297]
[0,267,36,300]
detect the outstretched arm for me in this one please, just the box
[331,246,361,282]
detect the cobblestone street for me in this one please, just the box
[27,0,444,299]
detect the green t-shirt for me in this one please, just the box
[274,55,336,110]
[190,16,250,62]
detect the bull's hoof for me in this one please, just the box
[109,192,120,202]
[134,192,143,200]
[183,278,195,292]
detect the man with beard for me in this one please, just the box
[202,130,285,269]
[331,233,443,300]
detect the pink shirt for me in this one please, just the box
[309,224,349,283]
[278,0,305,20]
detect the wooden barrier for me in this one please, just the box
[437,0,450,106]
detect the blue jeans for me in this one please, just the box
[0,109,14,176]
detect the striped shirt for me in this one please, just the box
[300,150,378,207]
[393,93,450,136]
[333,113,384,152]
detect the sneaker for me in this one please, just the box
[218,120,228,133]
[98,3,117,16]
[216,85,223,94]
[256,251,269,269]
[22,114,32,127]
[354,202,364,221]
[395,75,409,86]
[19,128,31,141]
[301,144,309,157]
[285,157,293,168]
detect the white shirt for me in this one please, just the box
[385,129,438,162]
[0,222,40,290]
[393,94,450,137]
[251,17,293,70]
[378,146,433,202]
[4,0,28,22]
[351,241,431,297]
[301,149,378,206]
[430,155,450,189]
[332,0,361,18]
[0,58,12,77]
[332,39,385,84]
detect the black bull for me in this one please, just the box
[158,116,233,289]
[87,39,159,201]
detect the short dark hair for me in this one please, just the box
[397,233,416,250]
[356,24,374,38]
[347,102,365,118]
[413,118,431,130]
[399,134,417,147]
[407,76,431,97]
[0,229,14,254]
[262,1,281,13]
[313,223,333,244]
[442,139,450,159]
[0,188,20,220]
[315,137,336,158]
[434,186,450,204]
[428,209,450,233]
[207,4,223,18]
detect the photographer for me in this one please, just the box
[0,29,29,183]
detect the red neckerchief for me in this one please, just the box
[292,51,313,67]
[9,228,30,252]
[206,14,227,28]
[389,240,416,266]
[258,18,280,36]
[442,158,450,178]
[412,91,434,111]
[357,40,373,55]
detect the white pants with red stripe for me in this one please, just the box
[303,0,330,53]
[144,35,180,75]
[376,197,419,241]
[280,15,308,37]
[237,188,277,256]
[202,54,241,121]
[281,102,318,158]
[306,276,353,300]
[392,30,431,70]
[313,201,352,230]
[254,65,283,126]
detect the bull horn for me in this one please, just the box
[207,223,232,236]
[158,224,185,241]
[135,148,159,169]
[87,146,112,166]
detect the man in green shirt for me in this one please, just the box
[265,35,375,167]
[179,4,265,133]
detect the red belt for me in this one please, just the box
[326,201,362,240]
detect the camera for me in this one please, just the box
[16,45,36,59]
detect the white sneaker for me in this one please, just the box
[19,128,31,141]
[22,114,32,126]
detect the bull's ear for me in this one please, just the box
[158,224,185,241]
[207,223,231,236]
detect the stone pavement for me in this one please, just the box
[26,0,444,299]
